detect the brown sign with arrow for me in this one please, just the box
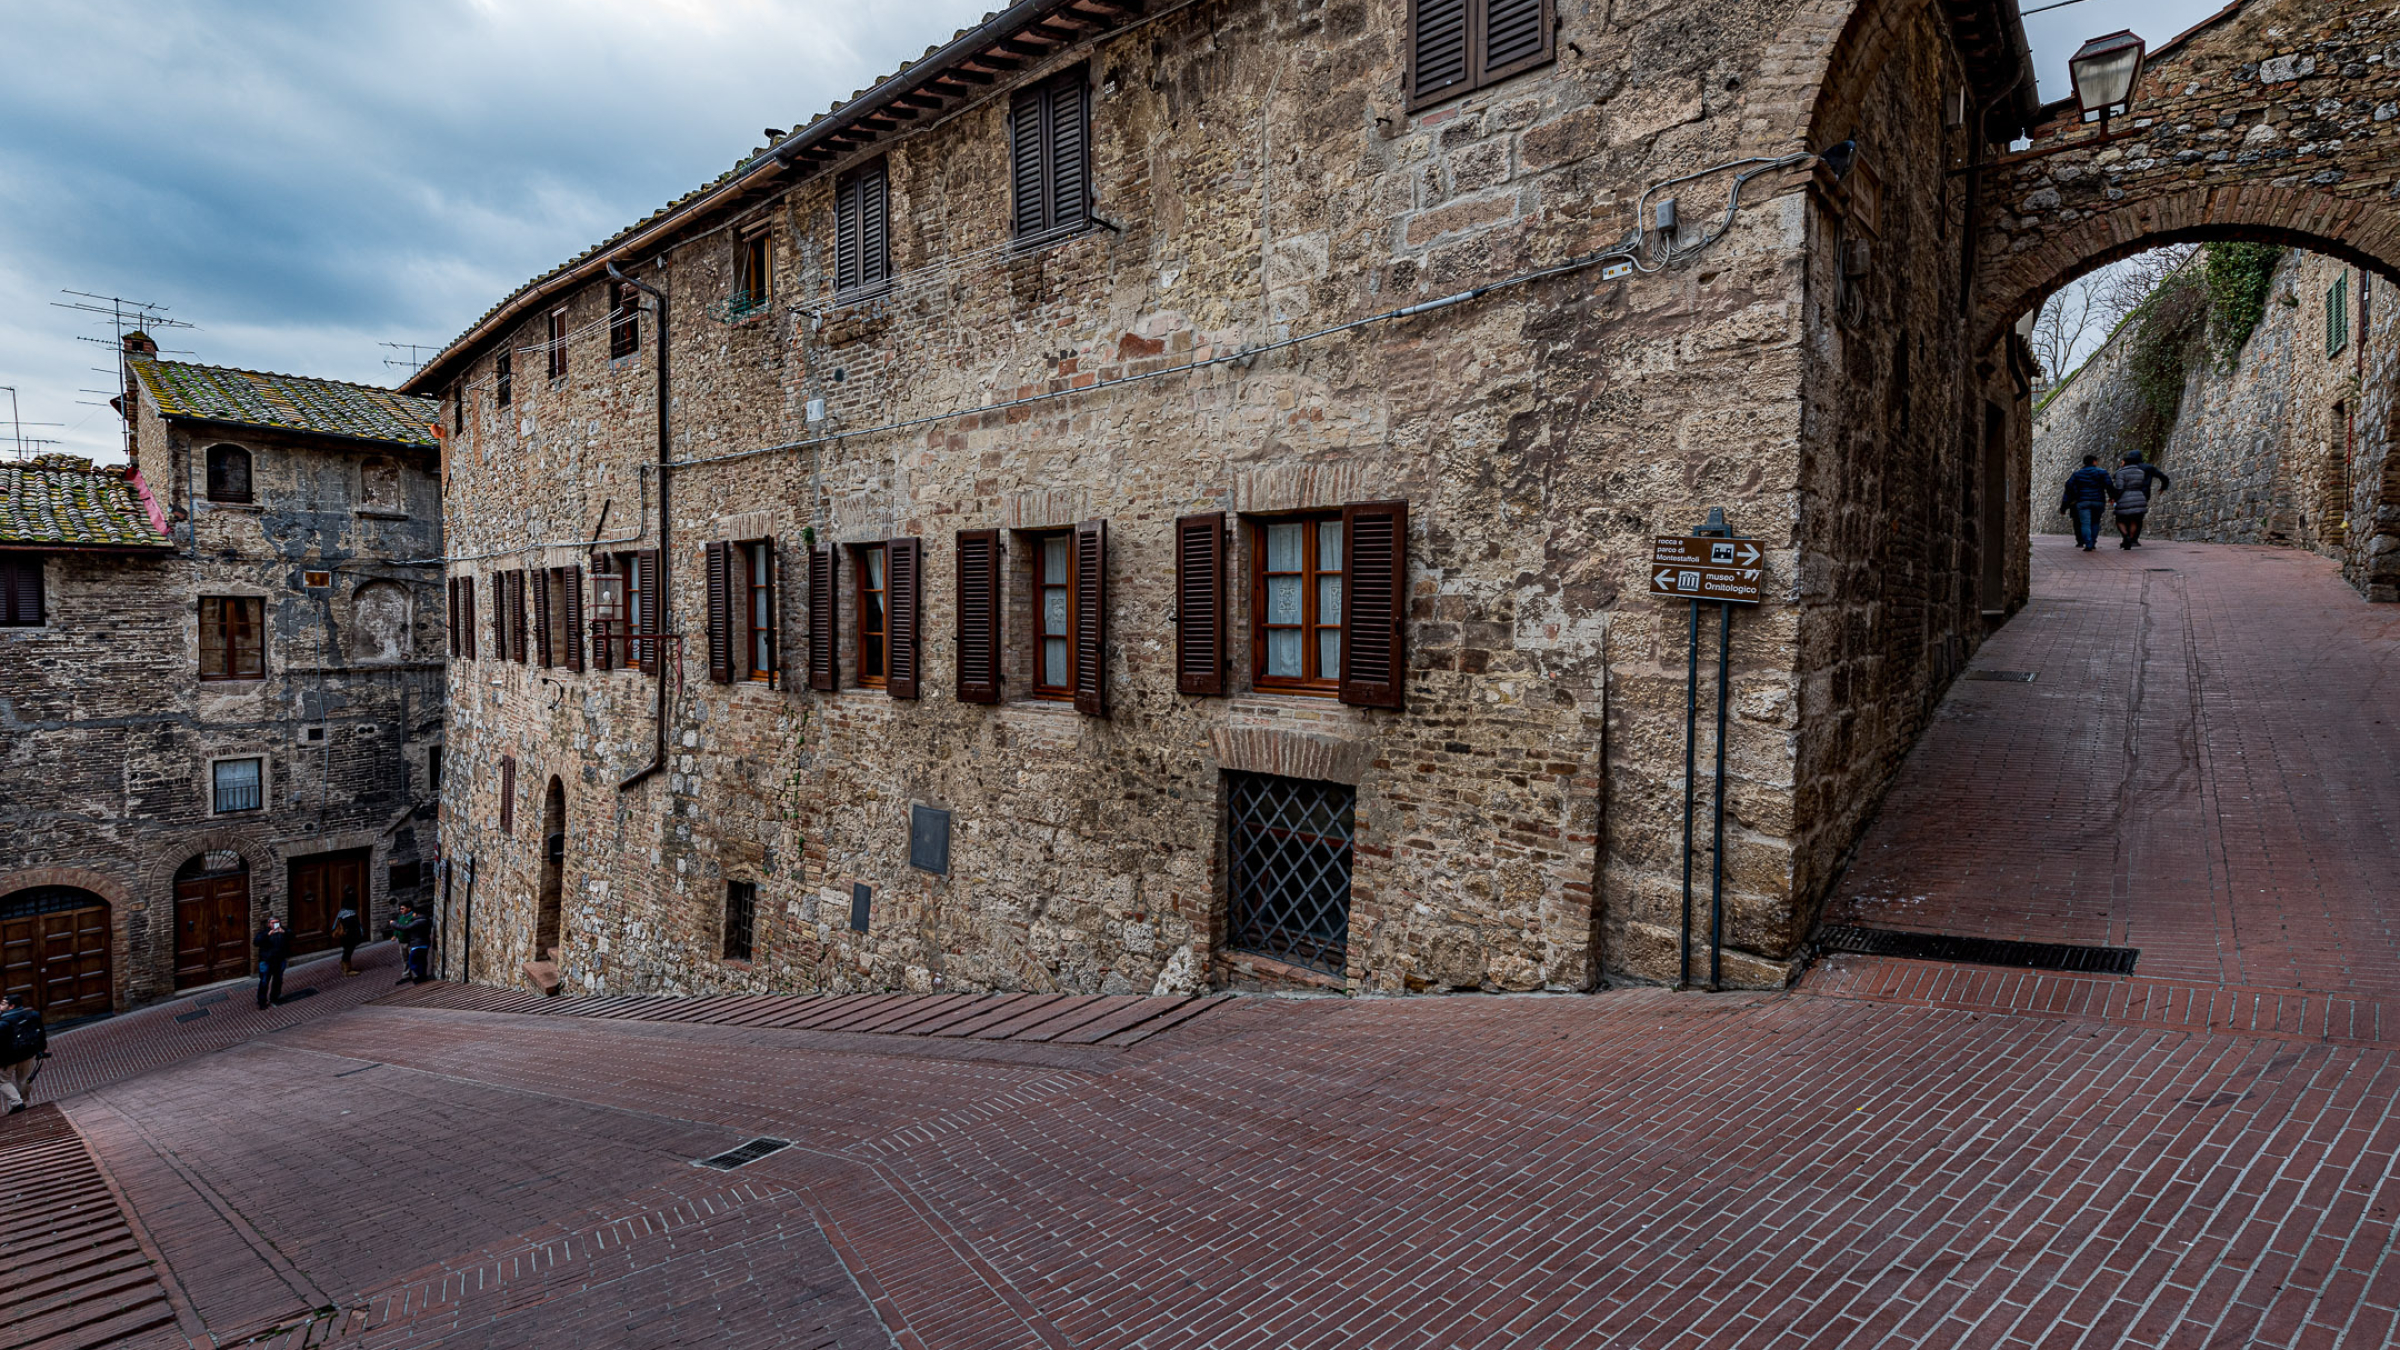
[1648,535,1764,605]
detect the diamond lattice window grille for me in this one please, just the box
[1226,772,1355,976]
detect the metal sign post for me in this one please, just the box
[1651,510,1762,991]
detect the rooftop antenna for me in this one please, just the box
[0,387,66,461]
[379,341,438,374]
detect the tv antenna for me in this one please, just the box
[379,341,438,374]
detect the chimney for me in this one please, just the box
[119,330,158,459]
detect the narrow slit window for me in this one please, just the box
[495,350,513,407]
[1033,531,1074,699]
[855,544,888,687]
[724,881,756,962]
[745,540,774,681]
[547,306,570,380]
[610,281,640,359]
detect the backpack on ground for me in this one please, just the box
[0,1006,46,1061]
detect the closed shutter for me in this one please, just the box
[461,577,476,660]
[836,160,889,293]
[511,570,529,663]
[705,540,733,683]
[1010,87,1049,237]
[886,536,921,700]
[807,546,836,691]
[955,529,1001,704]
[834,171,861,293]
[533,566,553,667]
[563,566,585,673]
[761,543,780,688]
[490,575,506,658]
[1480,0,1552,82]
[1174,513,1225,696]
[1072,519,1107,716]
[446,578,458,657]
[499,755,516,836]
[589,554,613,671]
[635,548,660,675]
[1049,75,1088,236]
[1339,500,1408,709]
[1410,0,1470,105]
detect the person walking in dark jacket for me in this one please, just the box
[255,916,292,1008]
[0,991,45,1115]
[335,906,364,976]
[394,908,434,985]
[2059,454,2115,551]
[2112,450,2172,548]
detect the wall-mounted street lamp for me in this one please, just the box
[2069,31,2146,133]
[1950,30,2146,177]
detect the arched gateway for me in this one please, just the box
[1,886,111,1017]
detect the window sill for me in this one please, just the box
[830,283,892,309]
[203,500,260,512]
[353,508,410,521]
[198,676,267,686]
[1009,222,1100,258]
[1007,696,1078,711]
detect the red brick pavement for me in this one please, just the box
[31,986,2400,1349]
[1825,538,2400,1002]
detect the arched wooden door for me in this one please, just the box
[174,853,253,988]
[0,886,112,1017]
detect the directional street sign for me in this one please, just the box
[1649,535,1764,605]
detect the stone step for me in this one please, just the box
[521,960,563,997]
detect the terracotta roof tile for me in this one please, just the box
[0,455,173,550]
[131,358,440,449]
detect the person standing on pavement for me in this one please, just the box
[0,991,45,1115]
[2112,449,2171,549]
[335,905,365,976]
[255,915,293,1008]
[394,907,435,985]
[2059,454,2116,551]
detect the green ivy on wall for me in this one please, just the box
[2202,242,2283,368]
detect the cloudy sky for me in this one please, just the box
[2,0,2222,461]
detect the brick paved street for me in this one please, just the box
[9,540,2400,1348]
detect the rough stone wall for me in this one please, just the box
[1777,0,2032,953]
[0,404,445,1013]
[437,0,1898,998]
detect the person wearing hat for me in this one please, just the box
[0,990,47,1114]
[2111,449,2171,549]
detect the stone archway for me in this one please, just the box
[1971,1,2400,351]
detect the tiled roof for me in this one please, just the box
[131,357,440,449]
[0,455,173,550]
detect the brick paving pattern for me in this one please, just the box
[1827,538,2400,996]
[11,540,2400,1348]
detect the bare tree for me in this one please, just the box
[2028,245,2201,387]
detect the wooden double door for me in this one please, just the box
[287,850,368,956]
[1,887,112,1018]
[174,870,252,989]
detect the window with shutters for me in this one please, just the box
[608,550,653,670]
[1252,515,1344,695]
[733,228,773,318]
[955,529,1001,704]
[609,281,640,359]
[1031,531,1074,700]
[834,159,891,299]
[0,556,41,627]
[495,350,513,407]
[854,543,888,688]
[547,306,570,380]
[2328,274,2349,357]
[744,542,775,681]
[205,445,253,504]
[1009,67,1090,244]
[1071,520,1107,716]
[199,596,265,681]
[724,881,756,962]
[1407,0,1555,111]
[1175,514,1226,696]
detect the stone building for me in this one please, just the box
[0,339,445,1018]
[2032,248,2400,596]
[414,0,2045,998]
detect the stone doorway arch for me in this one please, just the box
[173,851,252,989]
[1,886,111,1017]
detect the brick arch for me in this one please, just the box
[1974,183,2400,351]
[140,831,277,906]
[0,866,132,912]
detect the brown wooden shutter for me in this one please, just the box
[886,536,921,700]
[1480,0,1553,82]
[563,566,585,673]
[635,549,660,675]
[1409,0,1470,106]
[1072,519,1107,716]
[705,540,733,683]
[490,575,506,658]
[1049,74,1088,235]
[955,529,1001,704]
[499,755,516,835]
[1010,86,1048,237]
[512,570,529,663]
[446,579,458,658]
[1174,513,1225,696]
[807,546,835,691]
[1339,500,1408,709]
[533,567,553,667]
[762,542,781,688]
[589,554,613,671]
[462,577,476,660]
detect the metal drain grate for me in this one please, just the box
[1963,670,2037,683]
[1819,925,2138,974]
[695,1137,792,1170]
